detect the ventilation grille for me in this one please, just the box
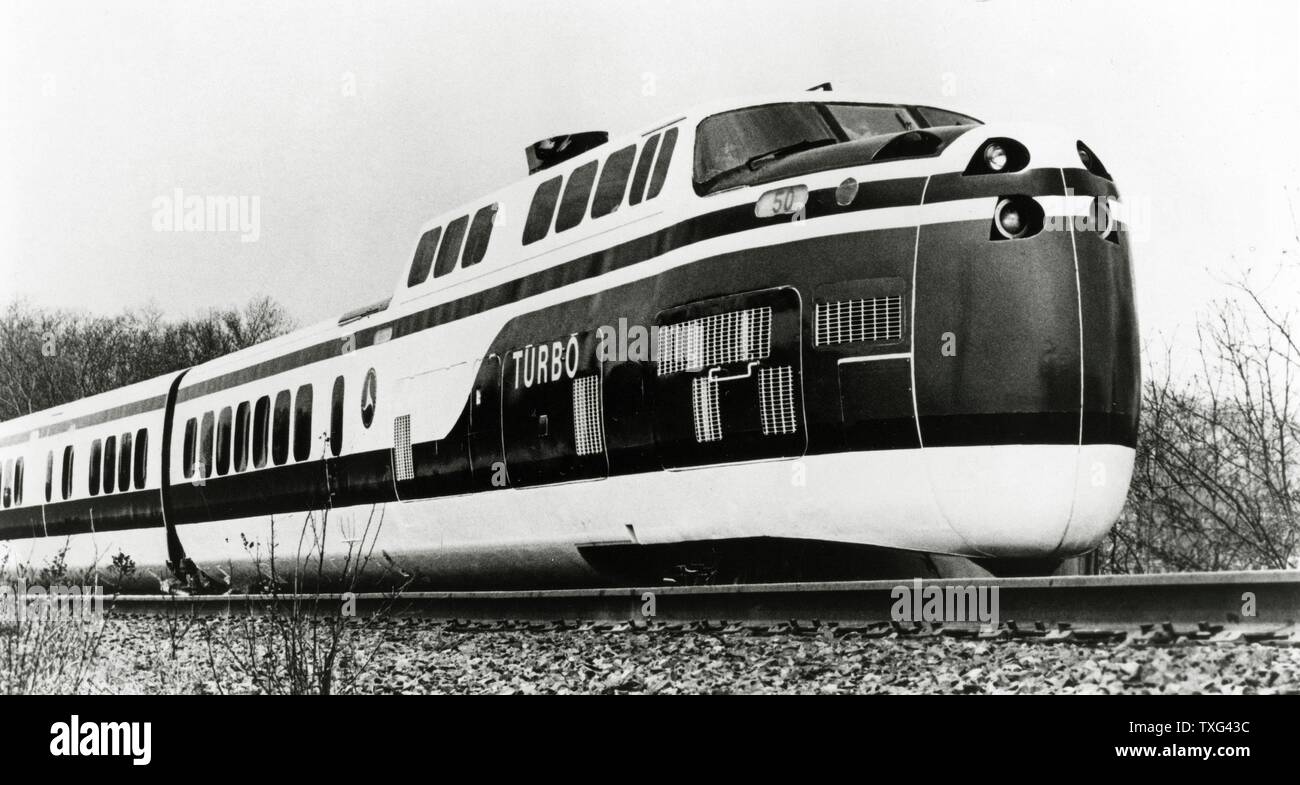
[572,375,604,457]
[758,366,797,436]
[658,307,771,376]
[814,296,903,346]
[691,377,722,443]
[393,414,414,481]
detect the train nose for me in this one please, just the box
[921,444,1079,558]
[922,443,1136,558]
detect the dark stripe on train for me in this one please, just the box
[0,410,1096,540]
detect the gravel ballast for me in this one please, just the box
[55,617,1300,695]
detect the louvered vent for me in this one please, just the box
[758,366,797,436]
[814,296,903,346]
[691,377,722,443]
[393,414,413,481]
[572,375,604,456]
[658,307,771,376]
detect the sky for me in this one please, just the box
[2,0,1298,355]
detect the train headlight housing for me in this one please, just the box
[963,138,1030,175]
[991,196,1045,240]
[754,185,809,218]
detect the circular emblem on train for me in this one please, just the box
[361,368,377,428]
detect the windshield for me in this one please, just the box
[693,103,839,190]
[693,101,976,194]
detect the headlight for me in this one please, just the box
[983,142,1008,172]
[963,138,1030,175]
[991,196,1045,240]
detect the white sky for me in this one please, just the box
[2,0,1298,352]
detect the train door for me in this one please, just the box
[468,354,505,489]
[502,330,609,487]
[653,287,807,469]
[324,375,346,507]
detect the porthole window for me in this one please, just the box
[433,215,469,279]
[591,145,636,218]
[555,160,598,232]
[461,204,498,268]
[118,433,131,493]
[253,396,271,469]
[61,445,74,500]
[628,134,661,206]
[216,407,232,476]
[646,127,678,200]
[89,439,102,495]
[523,176,562,245]
[293,384,313,462]
[133,428,148,489]
[234,402,250,472]
[361,368,377,429]
[103,435,117,494]
[406,226,442,287]
[183,418,197,479]
[199,412,214,478]
[272,390,291,466]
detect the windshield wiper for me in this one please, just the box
[745,137,837,170]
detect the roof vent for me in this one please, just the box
[526,131,608,175]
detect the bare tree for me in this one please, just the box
[1100,268,1299,572]
[0,298,296,422]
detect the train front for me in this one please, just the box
[691,98,1140,566]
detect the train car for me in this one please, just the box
[0,89,1139,590]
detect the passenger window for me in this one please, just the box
[234,402,250,472]
[628,134,661,206]
[89,439,102,495]
[134,428,148,489]
[253,396,271,468]
[406,227,442,287]
[216,407,232,476]
[461,204,498,268]
[523,176,563,245]
[14,457,23,505]
[330,376,345,457]
[433,216,469,278]
[591,146,637,218]
[45,451,53,503]
[2,459,10,507]
[199,412,214,478]
[103,435,117,494]
[118,433,131,493]
[61,446,74,500]
[293,384,313,462]
[256,395,274,467]
[555,160,598,232]
[272,390,291,466]
[646,127,678,200]
[183,418,197,479]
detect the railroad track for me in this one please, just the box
[104,570,1300,644]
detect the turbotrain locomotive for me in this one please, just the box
[0,89,1139,590]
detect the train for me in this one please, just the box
[0,88,1139,591]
